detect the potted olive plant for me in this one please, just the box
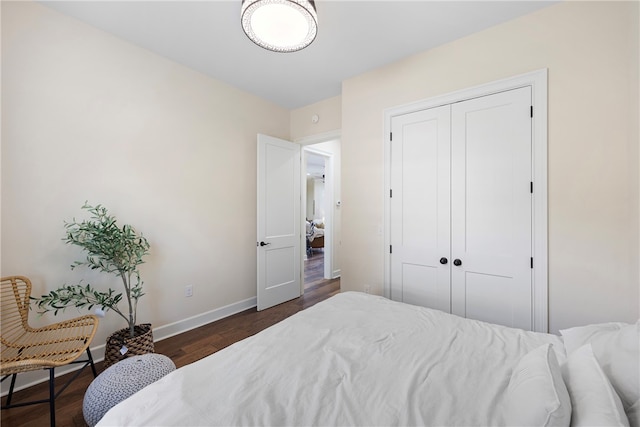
[35,202,152,367]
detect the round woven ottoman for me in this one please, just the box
[83,353,176,427]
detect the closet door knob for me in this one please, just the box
[439,257,448,265]
[453,259,462,266]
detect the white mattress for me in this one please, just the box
[97,292,565,426]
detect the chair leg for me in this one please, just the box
[48,368,56,427]
[5,374,17,406]
[2,351,95,425]
[87,347,98,377]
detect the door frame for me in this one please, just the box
[383,69,549,332]
[296,130,341,290]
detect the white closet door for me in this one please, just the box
[450,87,533,330]
[390,105,451,312]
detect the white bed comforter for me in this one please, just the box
[98,292,565,426]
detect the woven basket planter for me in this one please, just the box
[104,323,154,368]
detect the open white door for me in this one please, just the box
[257,134,301,311]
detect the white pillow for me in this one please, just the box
[560,320,639,425]
[561,343,629,427]
[504,343,572,427]
[561,322,629,354]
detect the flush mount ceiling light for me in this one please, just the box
[241,0,317,53]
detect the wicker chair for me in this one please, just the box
[1,276,99,427]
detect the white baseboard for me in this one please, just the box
[1,296,257,396]
[152,296,257,343]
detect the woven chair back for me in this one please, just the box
[1,276,32,349]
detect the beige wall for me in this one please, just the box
[341,1,639,333]
[633,0,640,334]
[290,95,341,141]
[1,0,290,384]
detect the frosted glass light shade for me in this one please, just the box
[241,0,317,52]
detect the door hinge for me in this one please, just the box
[390,189,393,198]
[530,106,533,118]
[530,182,533,194]
[390,132,393,141]
[390,245,393,254]
[531,257,534,268]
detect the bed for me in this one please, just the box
[97,292,638,427]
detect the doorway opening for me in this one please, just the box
[304,151,327,291]
[300,135,341,294]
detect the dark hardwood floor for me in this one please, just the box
[304,247,326,289]
[1,257,339,427]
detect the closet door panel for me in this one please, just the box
[401,263,438,309]
[450,87,533,330]
[390,105,451,312]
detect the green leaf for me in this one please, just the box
[41,203,152,333]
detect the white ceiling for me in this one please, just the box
[40,1,557,109]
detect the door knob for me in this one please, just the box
[259,241,270,247]
[453,259,462,266]
[439,257,448,265]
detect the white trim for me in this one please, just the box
[531,71,549,334]
[1,297,257,396]
[153,296,257,342]
[383,69,548,332]
[295,129,341,146]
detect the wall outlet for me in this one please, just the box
[185,285,193,297]
[364,285,371,294]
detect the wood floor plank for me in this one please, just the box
[1,268,338,427]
